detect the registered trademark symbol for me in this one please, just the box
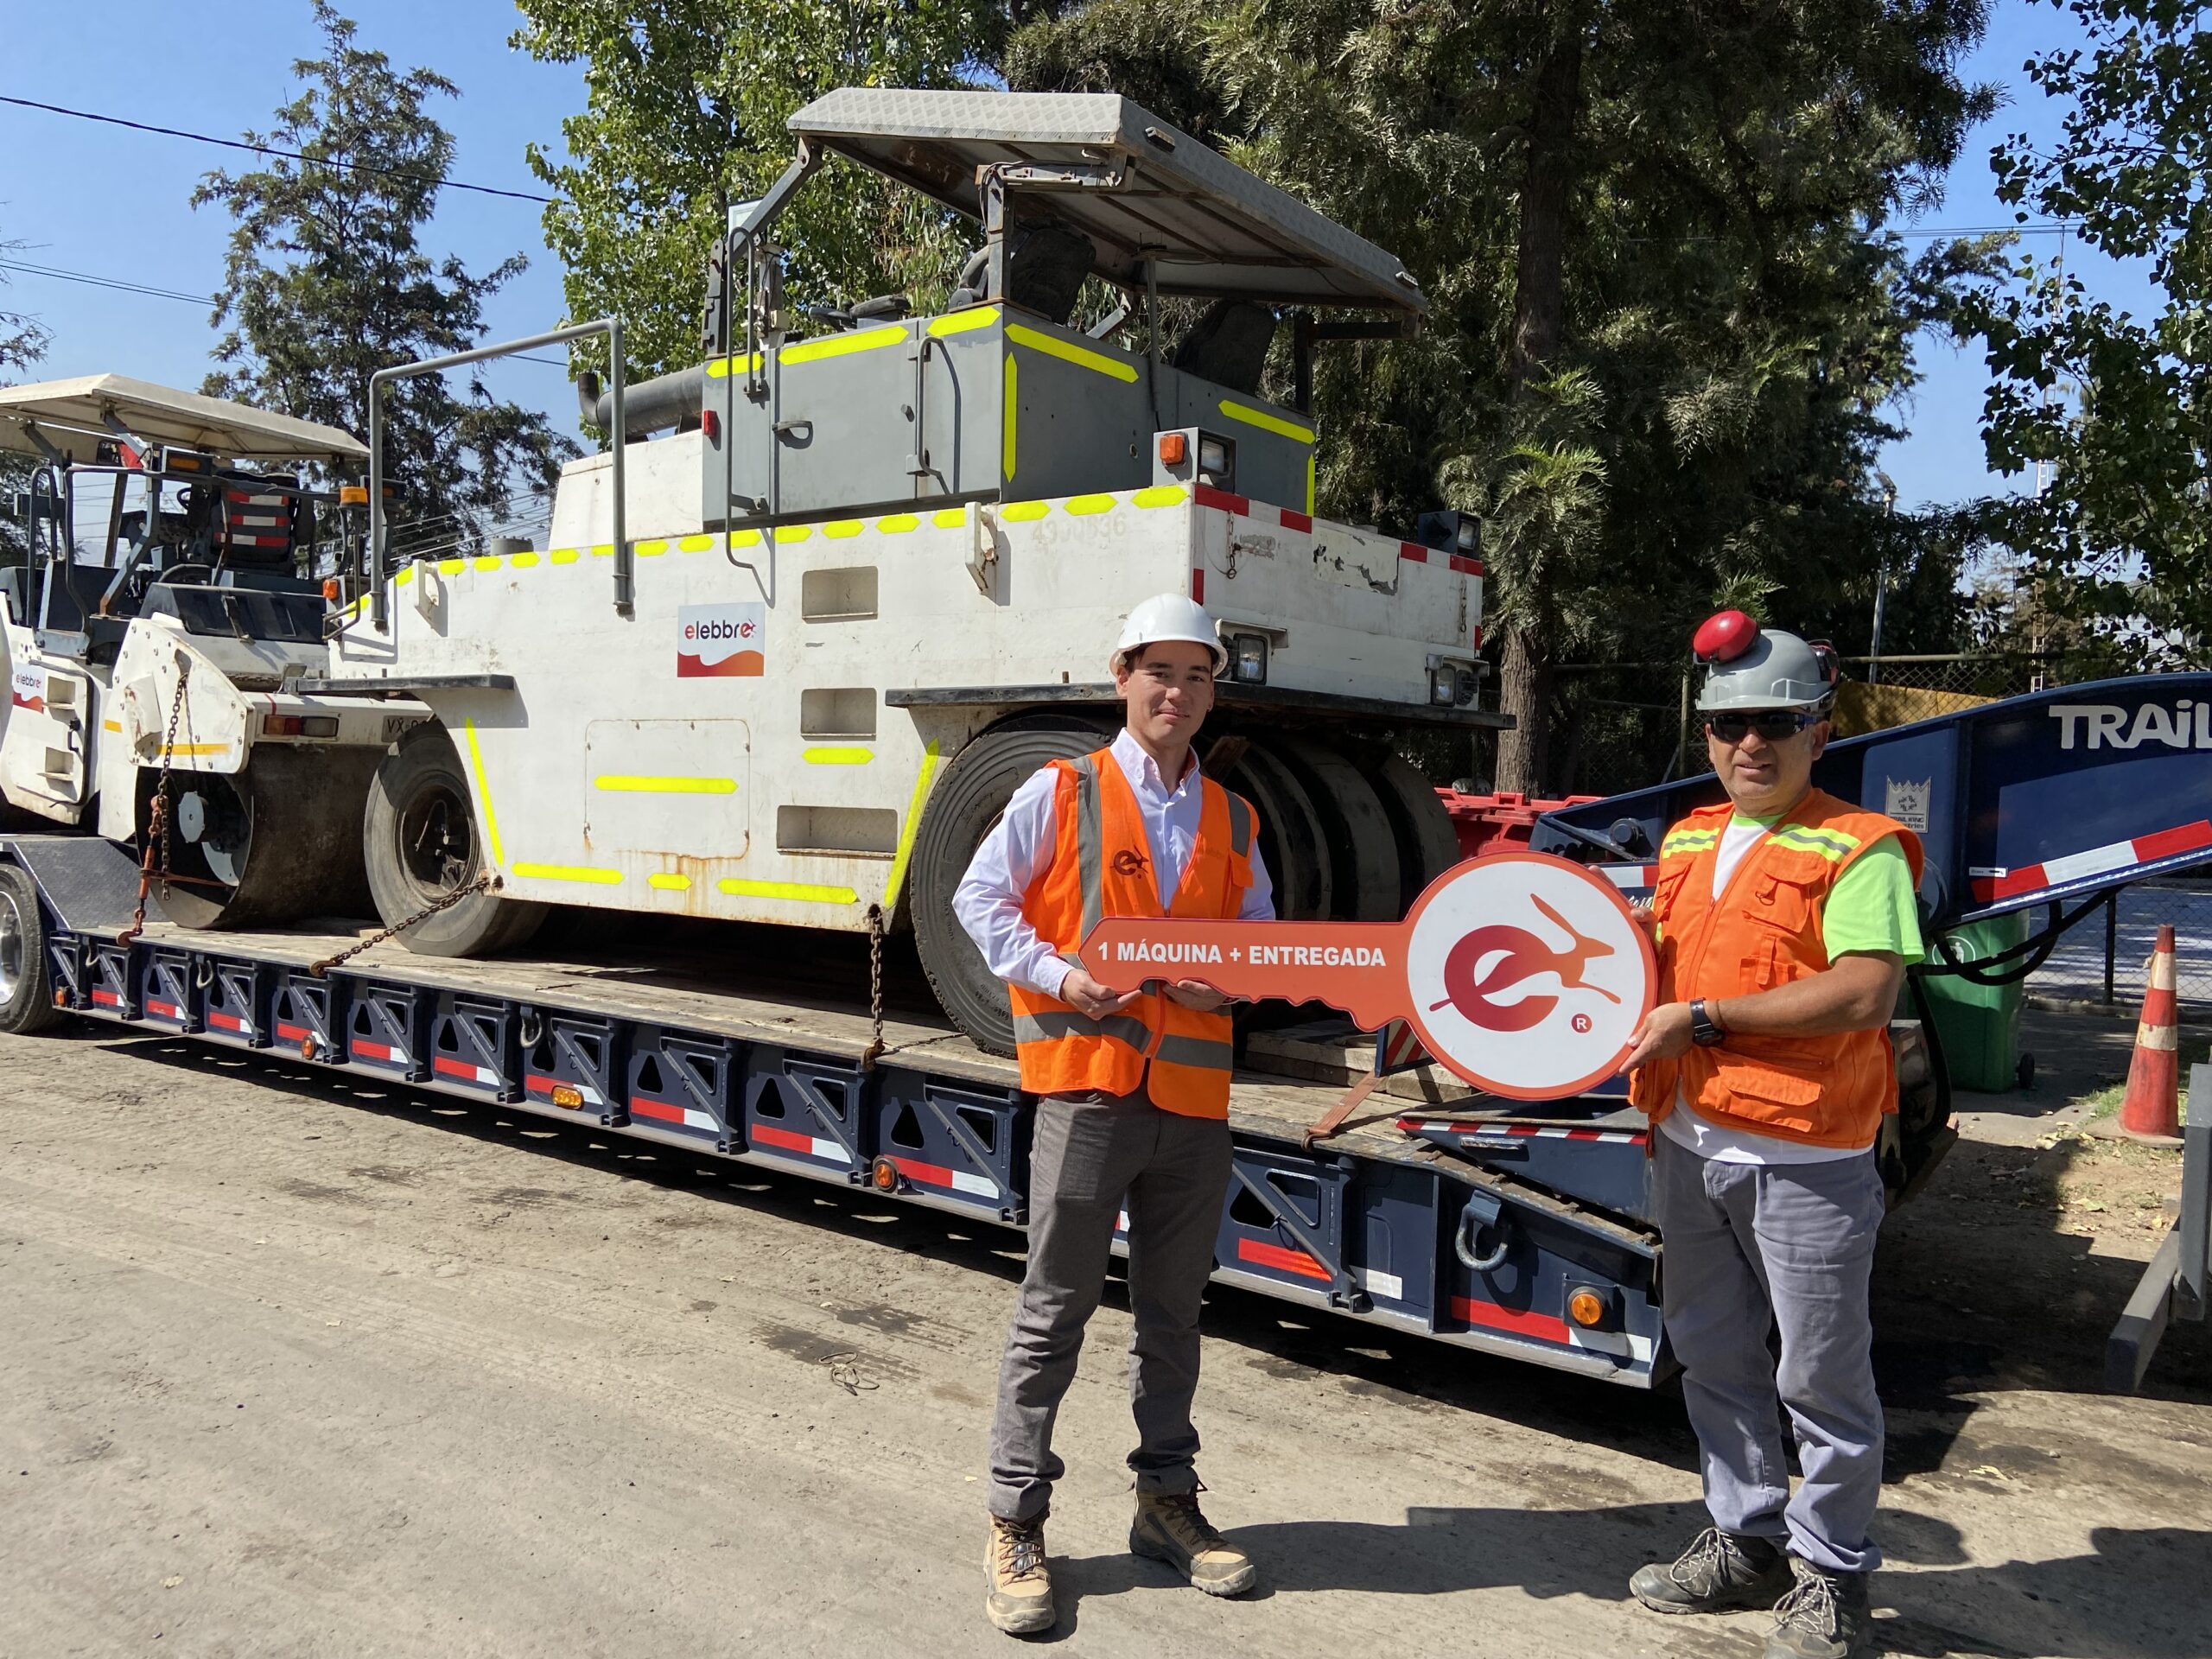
[1571,1013,1592,1033]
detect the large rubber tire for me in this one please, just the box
[363,722,547,957]
[0,862,58,1033]
[1216,742,1332,922]
[909,725,1104,1055]
[1265,735,1402,921]
[1363,752,1465,913]
[146,747,379,930]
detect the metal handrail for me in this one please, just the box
[368,318,625,630]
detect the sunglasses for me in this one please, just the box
[1704,710,1818,743]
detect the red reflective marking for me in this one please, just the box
[1452,1294,1572,1345]
[1399,543,1427,563]
[147,999,181,1020]
[1192,484,1249,516]
[1191,568,1205,604]
[2136,820,2212,861]
[433,1055,487,1082]
[1450,556,1484,576]
[276,1022,309,1041]
[1236,1236,1331,1282]
[353,1039,400,1062]
[1566,1128,1603,1141]
[208,1010,247,1033]
[752,1122,816,1155]
[630,1096,685,1124]
[91,988,122,1007]
[1279,508,1313,533]
[891,1154,957,1189]
[524,1073,566,1095]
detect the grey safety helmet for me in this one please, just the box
[1691,610,1839,713]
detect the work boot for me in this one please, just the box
[985,1512,1054,1635]
[1766,1557,1872,1658]
[1129,1488,1258,1596]
[1630,1526,1794,1614]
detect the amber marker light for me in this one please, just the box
[1157,432,1188,467]
[550,1084,584,1109]
[870,1156,901,1192]
[1567,1287,1606,1327]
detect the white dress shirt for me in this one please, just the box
[953,728,1275,998]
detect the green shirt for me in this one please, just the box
[1720,812,1923,962]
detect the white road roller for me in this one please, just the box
[0,374,421,925]
[327,90,1503,1051]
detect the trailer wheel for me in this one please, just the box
[363,723,546,957]
[0,862,58,1034]
[1363,752,1465,912]
[1264,736,1402,921]
[909,725,1103,1055]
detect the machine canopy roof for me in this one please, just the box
[786,89,1427,316]
[0,374,367,467]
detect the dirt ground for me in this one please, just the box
[4,1007,2208,1659]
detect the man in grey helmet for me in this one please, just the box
[1620,613,1923,1659]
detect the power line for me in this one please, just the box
[0,93,554,204]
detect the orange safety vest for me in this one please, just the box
[1628,788,1924,1150]
[1009,747,1259,1118]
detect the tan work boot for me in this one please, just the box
[1130,1488,1257,1596]
[985,1512,1055,1635]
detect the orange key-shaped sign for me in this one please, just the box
[1080,850,1656,1101]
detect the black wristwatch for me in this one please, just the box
[1690,998,1727,1047]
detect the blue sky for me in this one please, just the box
[0,1,2157,512]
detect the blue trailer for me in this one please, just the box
[3,675,2205,1389]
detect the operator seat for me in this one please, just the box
[948,223,1096,325]
[1171,300,1277,396]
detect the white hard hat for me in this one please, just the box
[1115,592,1226,673]
[1692,611,1837,712]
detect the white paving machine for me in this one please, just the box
[322,89,1506,1052]
[0,374,419,925]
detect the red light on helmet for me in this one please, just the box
[1693,609,1759,664]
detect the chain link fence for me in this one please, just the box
[2030,879,2212,1025]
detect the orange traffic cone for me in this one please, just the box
[2119,925,2182,1143]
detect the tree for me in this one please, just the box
[195,3,575,550]
[1010,2,1999,791]
[0,226,49,563]
[512,1,1002,382]
[1967,0,2210,668]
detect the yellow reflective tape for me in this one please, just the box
[473,556,502,572]
[781,326,906,365]
[678,534,715,553]
[704,353,762,379]
[877,512,918,533]
[823,519,863,539]
[1002,352,1017,480]
[395,565,416,586]
[1218,397,1315,445]
[636,539,669,557]
[1306,452,1317,516]
[509,551,539,569]
[731,529,762,549]
[929,305,999,337]
[1065,493,1115,516]
[774,524,811,544]
[438,558,465,575]
[649,873,692,892]
[1006,323,1138,383]
[512,862,623,886]
[591,543,614,558]
[594,774,738,795]
[102,719,123,734]
[803,747,873,766]
[882,741,943,913]
[1001,500,1049,522]
[161,743,228,758]
[550,548,578,565]
[462,718,505,869]
[717,877,858,906]
[932,508,966,529]
[1134,485,1188,509]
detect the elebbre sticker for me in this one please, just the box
[1079,851,1656,1101]
[677,602,765,678]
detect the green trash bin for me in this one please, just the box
[1917,911,2031,1093]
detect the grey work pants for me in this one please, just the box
[985,1089,1234,1523]
[1654,1131,1887,1575]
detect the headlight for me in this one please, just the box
[1197,433,1235,490]
[1430,664,1457,704]
[1230,632,1268,683]
[1455,517,1482,556]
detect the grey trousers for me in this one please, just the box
[986,1088,1235,1523]
[1654,1131,1887,1575]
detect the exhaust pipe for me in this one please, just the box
[576,365,705,440]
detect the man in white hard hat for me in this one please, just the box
[1620,613,1923,1659]
[954,592,1273,1635]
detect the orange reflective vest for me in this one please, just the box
[1628,789,1923,1150]
[1009,747,1258,1118]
